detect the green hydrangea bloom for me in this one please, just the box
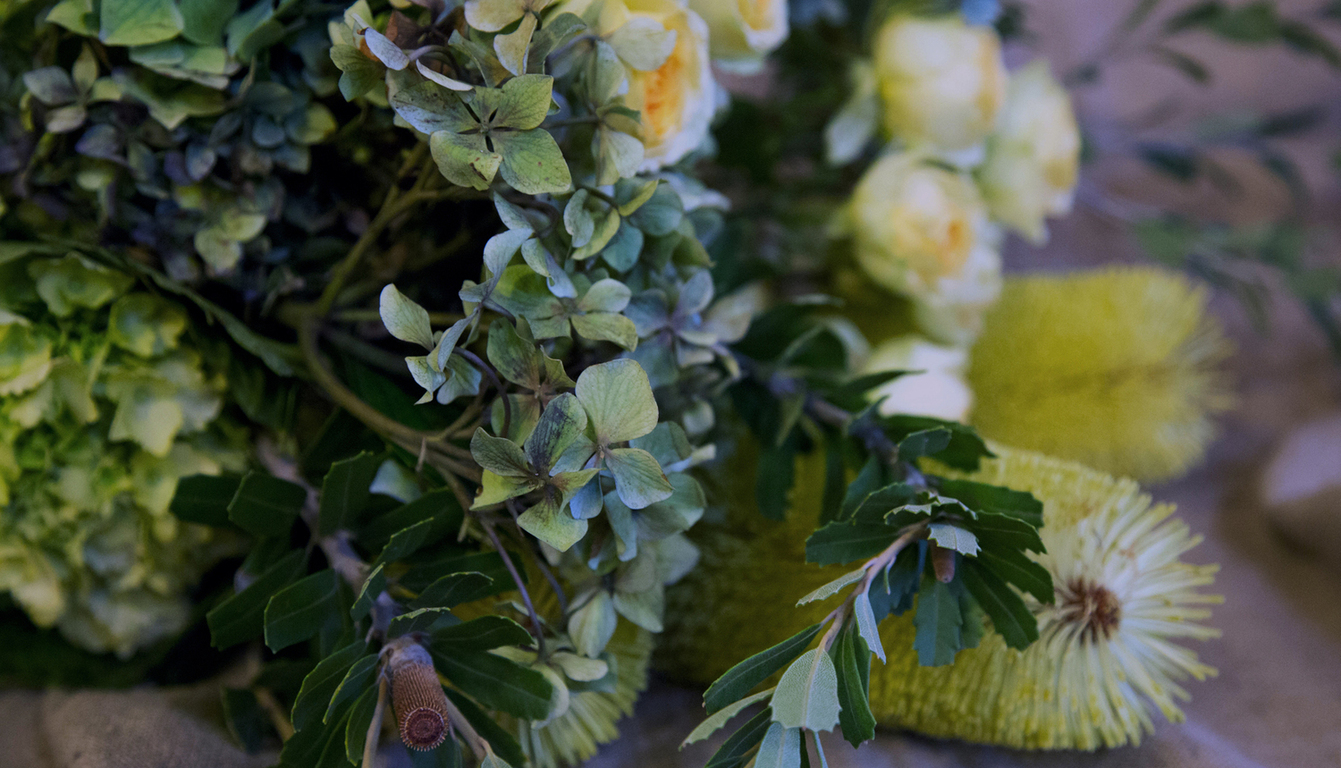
[0,250,247,657]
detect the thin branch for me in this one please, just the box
[363,674,388,767]
[439,686,491,760]
[254,687,296,741]
[455,347,512,439]
[483,516,545,655]
[820,524,928,652]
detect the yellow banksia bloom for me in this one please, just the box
[455,582,651,768]
[660,444,1220,749]
[967,268,1233,482]
[518,621,651,768]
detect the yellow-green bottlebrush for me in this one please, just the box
[660,444,1220,749]
[966,267,1232,482]
[452,577,652,768]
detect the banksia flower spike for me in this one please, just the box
[967,267,1232,482]
[661,444,1220,749]
[388,639,451,752]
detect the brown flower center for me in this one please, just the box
[1058,578,1121,643]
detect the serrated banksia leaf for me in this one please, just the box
[661,443,1220,749]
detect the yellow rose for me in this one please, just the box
[977,61,1080,244]
[687,0,788,72]
[847,151,1001,345]
[873,14,1006,153]
[863,335,973,422]
[564,0,716,170]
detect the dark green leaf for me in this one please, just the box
[373,518,437,568]
[171,474,242,527]
[388,607,457,637]
[839,456,891,521]
[319,452,381,535]
[962,510,1046,554]
[867,542,924,621]
[228,471,305,537]
[703,623,822,715]
[431,650,553,719]
[431,615,533,652]
[110,253,298,375]
[821,371,910,412]
[344,684,380,764]
[912,576,962,666]
[326,654,379,724]
[528,12,586,66]
[805,521,899,566]
[359,488,463,552]
[876,415,990,471]
[442,689,525,765]
[207,549,307,649]
[848,483,918,522]
[705,707,774,768]
[973,546,1054,604]
[829,626,874,748]
[960,559,1040,650]
[350,563,386,623]
[265,569,342,652]
[291,640,366,733]
[222,688,267,753]
[400,550,515,593]
[410,572,495,611]
[933,479,1043,527]
[896,428,952,462]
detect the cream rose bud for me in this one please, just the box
[863,336,973,423]
[563,0,716,171]
[977,61,1080,244]
[848,151,1001,345]
[873,14,1006,153]
[687,0,788,72]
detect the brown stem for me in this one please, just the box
[820,524,928,652]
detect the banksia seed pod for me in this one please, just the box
[930,544,956,583]
[389,642,450,751]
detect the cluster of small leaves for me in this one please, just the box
[681,294,1054,766]
[0,0,385,290]
[158,0,741,763]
